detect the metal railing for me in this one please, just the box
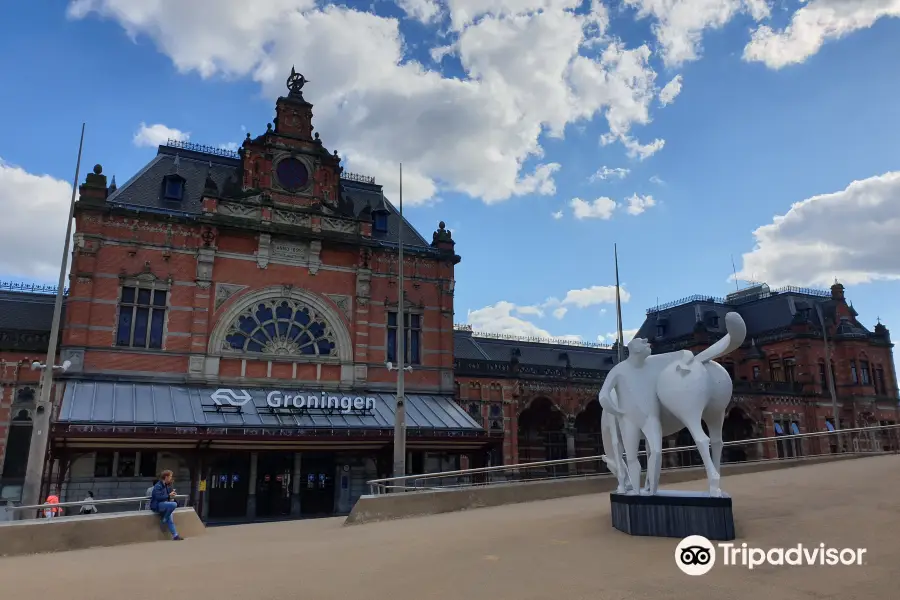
[367,423,900,494]
[4,495,190,520]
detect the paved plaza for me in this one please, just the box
[2,455,898,600]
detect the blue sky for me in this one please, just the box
[1,0,900,346]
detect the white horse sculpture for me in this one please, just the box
[598,312,747,497]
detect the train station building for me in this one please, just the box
[0,71,897,522]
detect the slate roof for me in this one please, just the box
[106,146,239,217]
[453,329,617,370]
[340,179,430,248]
[104,144,433,250]
[58,381,482,431]
[0,290,60,331]
[634,284,876,343]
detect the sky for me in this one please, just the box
[1,0,900,348]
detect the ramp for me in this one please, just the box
[0,508,205,557]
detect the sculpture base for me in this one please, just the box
[610,490,735,541]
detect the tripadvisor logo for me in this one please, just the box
[675,535,868,576]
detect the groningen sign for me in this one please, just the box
[209,388,377,415]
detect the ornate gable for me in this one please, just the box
[236,67,345,216]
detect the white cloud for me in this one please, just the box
[561,284,630,307]
[623,0,771,67]
[219,142,239,152]
[736,171,900,287]
[743,0,900,69]
[0,159,75,282]
[70,0,671,206]
[625,193,656,215]
[649,175,664,185]
[658,74,683,106]
[397,0,442,23]
[590,165,630,182]
[620,135,666,160]
[133,122,189,148]
[551,210,564,219]
[467,301,556,338]
[468,282,628,337]
[570,196,617,219]
[598,328,639,344]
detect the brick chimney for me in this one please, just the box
[431,221,455,252]
[78,164,108,204]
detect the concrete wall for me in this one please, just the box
[0,507,205,557]
[59,452,190,511]
[345,453,869,526]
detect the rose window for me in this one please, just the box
[224,300,336,356]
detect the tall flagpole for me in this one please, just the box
[392,162,407,484]
[22,123,85,509]
[614,243,624,362]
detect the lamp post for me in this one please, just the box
[20,124,84,511]
[387,162,410,487]
[816,303,842,453]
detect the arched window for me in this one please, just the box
[467,402,482,425]
[15,387,35,403]
[224,299,336,356]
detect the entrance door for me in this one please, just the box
[299,453,336,517]
[207,455,250,520]
[256,453,294,519]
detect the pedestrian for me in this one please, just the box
[79,491,98,515]
[149,470,184,541]
[43,495,62,519]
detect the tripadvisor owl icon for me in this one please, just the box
[675,535,716,576]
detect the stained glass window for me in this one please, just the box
[224,299,336,356]
[276,158,309,191]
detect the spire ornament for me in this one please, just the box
[286,66,309,97]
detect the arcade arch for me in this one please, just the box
[573,401,604,473]
[517,397,566,474]
[670,406,757,467]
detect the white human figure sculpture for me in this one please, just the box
[598,312,747,497]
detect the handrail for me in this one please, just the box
[5,494,189,514]
[367,423,899,493]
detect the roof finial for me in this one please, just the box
[286,66,309,96]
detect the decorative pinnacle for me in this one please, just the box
[286,66,309,96]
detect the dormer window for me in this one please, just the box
[656,324,666,337]
[373,211,388,234]
[163,175,185,201]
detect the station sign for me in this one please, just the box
[209,388,377,415]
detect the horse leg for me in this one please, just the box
[685,418,722,497]
[705,407,727,476]
[640,417,664,495]
[620,419,643,496]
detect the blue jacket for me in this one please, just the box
[149,480,173,512]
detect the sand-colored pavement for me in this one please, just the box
[2,455,898,600]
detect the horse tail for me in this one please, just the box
[693,312,747,365]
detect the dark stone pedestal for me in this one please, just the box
[610,490,735,541]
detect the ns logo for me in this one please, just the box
[210,389,252,407]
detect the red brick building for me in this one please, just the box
[0,74,896,521]
[2,73,496,522]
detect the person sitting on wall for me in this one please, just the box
[150,470,185,541]
[79,491,98,515]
